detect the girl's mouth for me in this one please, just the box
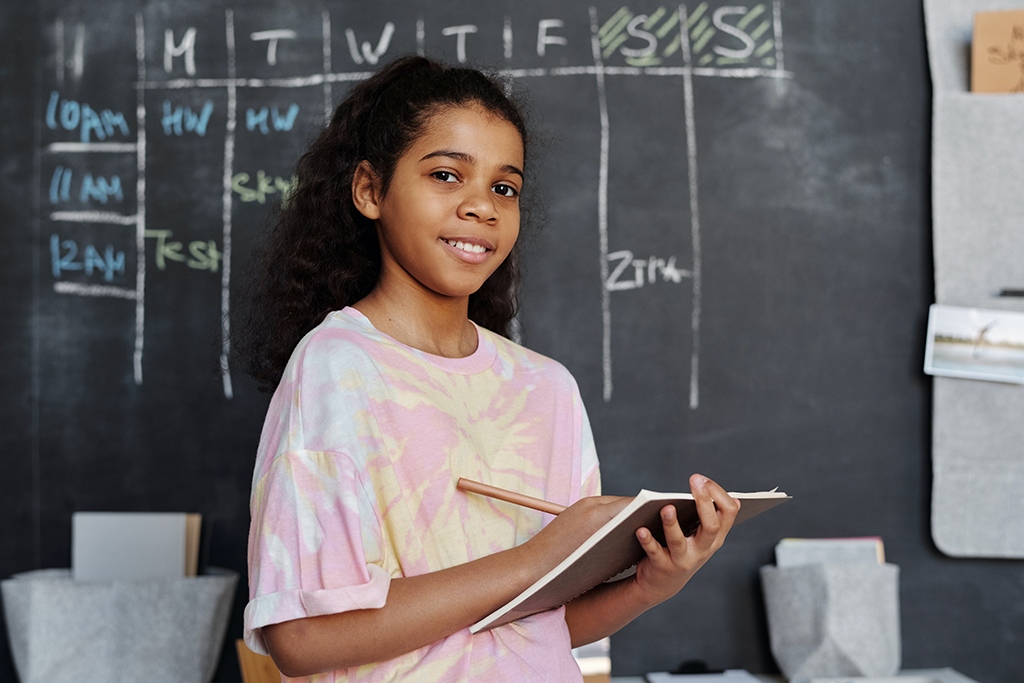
[441,238,490,254]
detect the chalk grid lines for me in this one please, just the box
[41,3,791,406]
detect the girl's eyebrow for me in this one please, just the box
[420,150,524,179]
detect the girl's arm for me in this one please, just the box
[261,495,631,677]
[563,474,741,647]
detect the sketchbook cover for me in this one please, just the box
[470,488,789,633]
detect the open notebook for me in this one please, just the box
[471,488,790,633]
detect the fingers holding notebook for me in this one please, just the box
[632,474,740,605]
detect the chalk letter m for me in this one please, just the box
[165,27,197,75]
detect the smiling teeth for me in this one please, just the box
[444,239,487,254]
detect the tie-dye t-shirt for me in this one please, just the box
[243,307,601,682]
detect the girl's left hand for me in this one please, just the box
[632,473,740,605]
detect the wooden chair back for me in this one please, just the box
[236,639,283,683]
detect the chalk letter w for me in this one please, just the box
[345,23,395,65]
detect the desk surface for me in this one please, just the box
[612,676,782,682]
[613,671,979,683]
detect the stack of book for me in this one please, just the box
[773,536,885,568]
[71,512,203,581]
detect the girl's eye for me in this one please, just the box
[432,171,458,183]
[493,183,519,198]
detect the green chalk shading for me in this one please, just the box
[686,2,708,28]
[598,12,630,50]
[655,10,680,38]
[698,53,714,65]
[737,5,765,31]
[643,7,667,30]
[603,32,631,58]
[599,22,631,49]
[750,20,771,41]
[599,9,633,48]
[754,39,774,57]
[690,17,710,43]
[662,34,681,57]
[692,26,716,53]
[600,7,631,38]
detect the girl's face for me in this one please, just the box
[357,104,524,303]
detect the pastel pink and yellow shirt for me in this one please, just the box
[244,307,600,682]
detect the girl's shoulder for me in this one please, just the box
[283,308,390,379]
[481,326,580,392]
[300,307,384,350]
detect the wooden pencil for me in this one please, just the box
[456,478,567,516]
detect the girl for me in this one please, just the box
[240,55,739,682]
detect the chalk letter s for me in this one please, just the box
[712,7,756,59]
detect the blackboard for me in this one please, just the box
[2,1,1022,682]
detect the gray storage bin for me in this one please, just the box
[760,562,900,681]
[1,568,237,683]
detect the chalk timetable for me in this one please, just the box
[37,3,792,404]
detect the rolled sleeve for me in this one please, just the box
[243,564,390,654]
[243,450,388,654]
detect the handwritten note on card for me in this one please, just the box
[972,9,1024,93]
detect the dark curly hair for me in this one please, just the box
[236,56,532,391]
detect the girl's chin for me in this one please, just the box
[426,278,495,301]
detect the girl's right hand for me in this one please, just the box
[518,495,633,579]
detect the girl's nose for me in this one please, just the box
[457,187,498,223]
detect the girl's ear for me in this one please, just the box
[352,161,382,220]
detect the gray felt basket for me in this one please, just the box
[760,562,901,681]
[1,567,237,683]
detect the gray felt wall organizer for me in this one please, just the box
[924,0,1024,558]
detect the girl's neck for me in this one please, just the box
[353,282,478,359]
